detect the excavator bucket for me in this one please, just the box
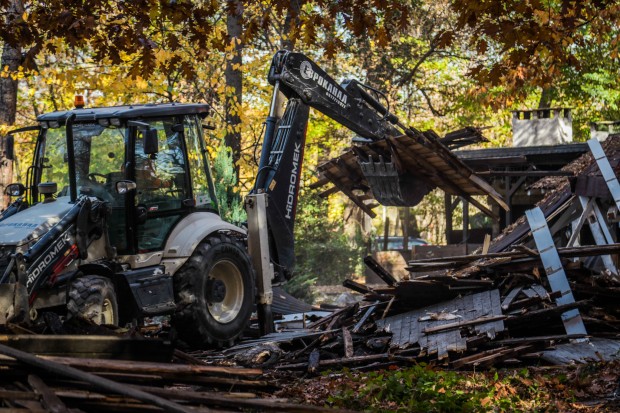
[358,155,432,207]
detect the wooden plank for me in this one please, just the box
[363,256,398,286]
[342,279,375,295]
[309,176,330,189]
[0,343,193,413]
[342,328,353,358]
[422,315,506,334]
[408,242,620,267]
[0,335,172,361]
[0,390,39,401]
[352,303,378,333]
[39,356,263,378]
[321,169,376,217]
[276,353,389,370]
[318,186,339,198]
[306,305,358,330]
[381,296,395,319]
[27,375,68,413]
[126,385,354,413]
[505,301,587,326]
[452,345,534,369]
[491,334,587,346]
[482,234,491,255]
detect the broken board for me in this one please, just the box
[377,289,504,359]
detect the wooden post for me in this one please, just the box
[383,209,390,251]
[505,175,512,226]
[445,193,453,244]
[403,207,410,257]
[462,197,469,243]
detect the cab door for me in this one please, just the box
[133,119,190,253]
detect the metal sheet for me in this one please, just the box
[577,196,619,277]
[588,138,620,210]
[525,207,587,336]
[541,338,620,365]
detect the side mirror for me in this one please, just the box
[5,183,25,197]
[116,180,137,194]
[5,135,14,161]
[143,128,159,154]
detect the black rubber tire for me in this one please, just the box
[172,234,255,348]
[67,275,119,325]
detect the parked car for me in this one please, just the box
[374,236,429,251]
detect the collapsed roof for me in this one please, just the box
[312,127,508,218]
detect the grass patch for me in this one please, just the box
[323,364,563,412]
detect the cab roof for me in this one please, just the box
[37,103,211,123]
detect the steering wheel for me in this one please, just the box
[88,173,107,184]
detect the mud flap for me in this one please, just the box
[358,156,432,206]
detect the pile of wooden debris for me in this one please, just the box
[202,137,620,373]
[0,336,349,412]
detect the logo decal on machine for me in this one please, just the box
[285,142,301,220]
[26,232,71,289]
[299,60,348,108]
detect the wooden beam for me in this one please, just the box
[422,315,506,334]
[321,170,376,218]
[0,343,194,413]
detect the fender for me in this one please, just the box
[117,212,244,270]
[164,212,245,258]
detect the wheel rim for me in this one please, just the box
[100,297,115,325]
[206,259,244,324]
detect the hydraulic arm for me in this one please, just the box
[252,50,406,282]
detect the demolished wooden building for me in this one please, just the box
[218,134,620,372]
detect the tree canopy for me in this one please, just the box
[0,0,414,78]
[2,0,620,281]
[447,0,620,106]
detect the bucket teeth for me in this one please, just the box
[358,156,431,207]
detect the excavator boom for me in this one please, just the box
[253,50,402,281]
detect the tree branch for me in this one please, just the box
[419,88,445,117]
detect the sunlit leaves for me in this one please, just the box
[448,0,620,97]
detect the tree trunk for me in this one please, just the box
[280,1,302,51]
[538,87,554,109]
[224,0,243,173]
[0,43,20,125]
[0,0,24,207]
